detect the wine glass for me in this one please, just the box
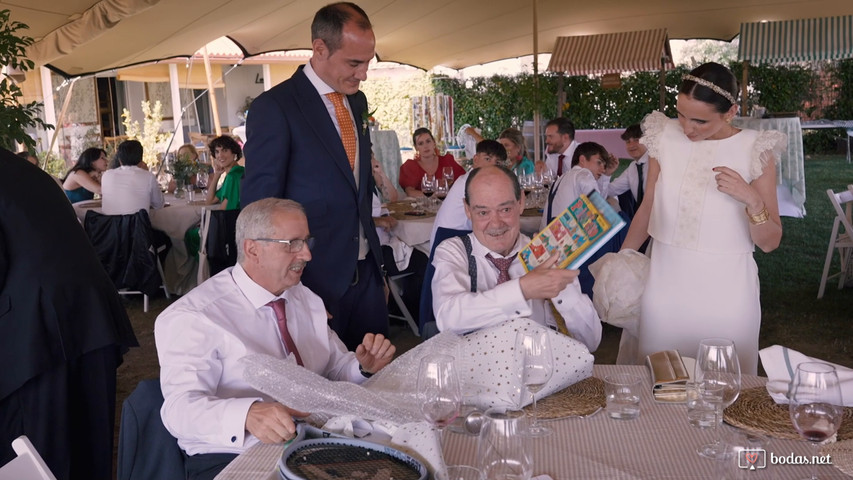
[436,178,449,202]
[515,327,554,437]
[443,166,455,185]
[418,354,461,471]
[421,174,436,210]
[789,362,843,480]
[694,338,741,459]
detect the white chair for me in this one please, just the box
[0,436,57,480]
[817,187,853,298]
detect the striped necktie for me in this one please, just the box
[326,92,357,170]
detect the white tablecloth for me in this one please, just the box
[215,365,839,480]
[370,129,404,197]
[732,117,806,217]
[73,194,220,295]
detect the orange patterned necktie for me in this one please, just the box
[326,92,357,170]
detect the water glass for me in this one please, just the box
[604,373,641,420]
[686,381,717,428]
[445,465,485,480]
[476,408,532,480]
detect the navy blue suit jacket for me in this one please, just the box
[242,65,382,304]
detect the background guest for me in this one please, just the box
[185,136,244,258]
[203,136,244,209]
[62,147,108,203]
[498,127,534,177]
[398,127,465,197]
[101,139,165,215]
[541,117,579,176]
[167,143,205,193]
[609,124,649,219]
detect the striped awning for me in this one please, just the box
[547,29,673,76]
[738,15,853,64]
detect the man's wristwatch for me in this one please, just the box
[359,365,374,378]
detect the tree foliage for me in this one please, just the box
[0,9,53,152]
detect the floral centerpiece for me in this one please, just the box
[166,152,200,197]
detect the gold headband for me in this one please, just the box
[683,74,737,106]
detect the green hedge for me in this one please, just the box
[433,60,853,155]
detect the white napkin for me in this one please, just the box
[759,345,853,406]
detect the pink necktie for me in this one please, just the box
[486,253,514,284]
[267,298,303,366]
[326,92,357,170]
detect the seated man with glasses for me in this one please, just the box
[155,198,396,480]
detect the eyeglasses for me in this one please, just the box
[253,236,315,253]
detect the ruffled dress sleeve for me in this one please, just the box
[639,111,668,159]
[749,130,787,180]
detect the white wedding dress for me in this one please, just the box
[635,112,785,375]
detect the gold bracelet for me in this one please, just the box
[746,206,769,226]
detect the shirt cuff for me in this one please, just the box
[227,397,265,448]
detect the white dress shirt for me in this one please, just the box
[303,61,369,260]
[430,171,471,246]
[608,152,649,200]
[542,165,613,228]
[545,140,579,175]
[431,233,601,351]
[101,165,164,215]
[155,263,364,456]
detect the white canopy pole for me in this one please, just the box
[201,46,222,136]
[532,0,541,164]
[168,64,185,148]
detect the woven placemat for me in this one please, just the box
[523,377,605,419]
[823,439,853,477]
[723,387,853,441]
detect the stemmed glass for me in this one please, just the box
[418,354,462,473]
[421,174,437,211]
[435,178,449,202]
[442,166,455,186]
[515,327,554,437]
[789,362,843,480]
[694,338,741,459]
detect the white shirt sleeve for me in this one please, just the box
[149,172,165,209]
[431,237,531,334]
[552,281,602,352]
[608,161,634,196]
[157,310,263,451]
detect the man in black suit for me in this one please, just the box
[242,2,387,350]
[0,148,138,479]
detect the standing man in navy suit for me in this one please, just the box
[242,2,387,350]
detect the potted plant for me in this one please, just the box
[0,9,53,151]
[165,151,200,198]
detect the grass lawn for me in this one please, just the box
[754,154,852,368]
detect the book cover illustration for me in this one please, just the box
[519,191,626,272]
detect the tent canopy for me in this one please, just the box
[738,14,853,64]
[5,0,853,78]
[548,29,673,75]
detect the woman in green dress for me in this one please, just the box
[185,135,244,256]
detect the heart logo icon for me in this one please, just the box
[745,452,759,465]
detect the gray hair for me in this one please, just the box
[236,198,306,264]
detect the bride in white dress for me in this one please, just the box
[620,62,785,375]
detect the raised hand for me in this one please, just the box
[519,254,580,300]
[355,333,396,374]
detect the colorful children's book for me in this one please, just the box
[518,191,626,271]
